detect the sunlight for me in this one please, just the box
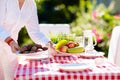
[18,55,29,65]
[34,71,65,76]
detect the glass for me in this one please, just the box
[83,30,97,51]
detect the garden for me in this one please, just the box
[18,0,120,57]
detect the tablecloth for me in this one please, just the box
[14,56,120,80]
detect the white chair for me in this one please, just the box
[39,24,70,37]
[108,26,120,67]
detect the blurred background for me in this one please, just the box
[18,0,120,57]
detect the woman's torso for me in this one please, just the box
[1,0,33,40]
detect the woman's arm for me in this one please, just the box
[0,26,10,41]
[25,1,59,55]
[25,1,50,45]
[0,26,20,53]
[0,0,20,53]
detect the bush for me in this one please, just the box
[70,2,120,57]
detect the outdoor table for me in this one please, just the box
[14,55,120,80]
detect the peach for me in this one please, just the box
[59,46,68,53]
[66,41,76,48]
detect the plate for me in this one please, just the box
[79,51,105,58]
[55,51,84,56]
[18,51,52,60]
[58,63,90,72]
[55,52,74,56]
[55,50,104,58]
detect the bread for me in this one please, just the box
[20,44,48,53]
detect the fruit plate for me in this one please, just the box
[58,63,90,72]
[55,50,104,58]
[18,51,52,60]
[54,46,85,56]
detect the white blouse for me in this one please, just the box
[0,0,50,44]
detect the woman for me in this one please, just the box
[0,0,57,80]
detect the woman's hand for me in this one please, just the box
[5,37,20,53]
[9,41,20,53]
[46,41,58,56]
[48,46,58,56]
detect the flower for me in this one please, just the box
[92,10,98,21]
[114,14,120,19]
[107,33,111,38]
[92,29,102,43]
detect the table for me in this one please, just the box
[14,56,120,80]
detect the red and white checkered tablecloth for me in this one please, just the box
[14,56,120,80]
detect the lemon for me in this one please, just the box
[55,40,68,50]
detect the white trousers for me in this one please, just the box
[0,41,18,80]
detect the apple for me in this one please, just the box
[59,46,68,52]
[66,41,76,48]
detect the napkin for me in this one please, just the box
[108,26,120,67]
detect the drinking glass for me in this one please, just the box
[83,30,97,51]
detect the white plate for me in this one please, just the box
[54,52,74,56]
[58,63,90,72]
[55,51,84,56]
[53,51,104,58]
[79,51,105,58]
[18,51,52,60]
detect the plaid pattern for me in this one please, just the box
[14,56,120,80]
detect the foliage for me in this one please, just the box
[49,33,76,44]
[35,0,79,23]
[70,1,120,57]
[18,27,34,47]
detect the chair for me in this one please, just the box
[108,26,120,67]
[39,24,70,37]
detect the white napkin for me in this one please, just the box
[0,43,18,80]
[108,26,120,67]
